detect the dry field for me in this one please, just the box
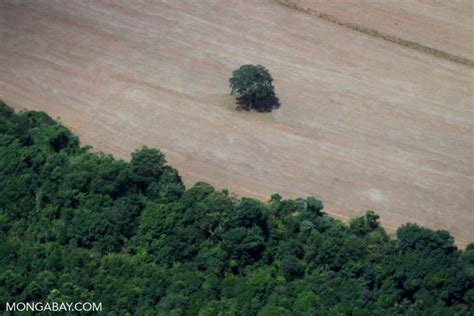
[0,0,473,246]
[292,0,474,61]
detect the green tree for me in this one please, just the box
[131,146,166,191]
[229,65,280,112]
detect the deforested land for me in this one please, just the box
[0,0,472,247]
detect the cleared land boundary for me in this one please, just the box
[275,0,474,67]
[1,0,472,247]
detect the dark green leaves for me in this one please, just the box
[229,64,280,112]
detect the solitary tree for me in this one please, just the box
[229,64,280,112]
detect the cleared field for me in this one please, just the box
[0,0,473,246]
[293,0,474,61]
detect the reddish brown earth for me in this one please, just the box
[0,0,473,246]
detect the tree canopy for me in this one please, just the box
[0,101,472,314]
[229,64,280,112]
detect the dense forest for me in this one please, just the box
[0,101,472,315]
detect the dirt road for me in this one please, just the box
[1,0,473,246]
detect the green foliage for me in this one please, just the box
[131,146,167,191]
[0,102,472,314]
[229,65,280,112]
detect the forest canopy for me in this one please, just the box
[0,101,472,315]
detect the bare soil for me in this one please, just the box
[1,0,473,246]
[292,0,474,61]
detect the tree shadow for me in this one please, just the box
[235,95,280,113]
